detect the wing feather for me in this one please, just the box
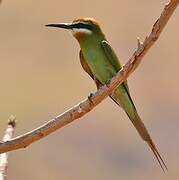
[101,40,130,92]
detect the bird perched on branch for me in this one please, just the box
[46,17,167,171]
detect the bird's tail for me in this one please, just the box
[126,110,168,172]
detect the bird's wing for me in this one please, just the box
[80,50,121,106]
[101,40,129,92]
[101,40,135,108]
[79,50,102,89]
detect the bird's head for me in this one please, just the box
[46,17,105,42]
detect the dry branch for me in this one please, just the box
[0,116,16,180]
[0,0,178,154]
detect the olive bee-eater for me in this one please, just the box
[46,17,167,171]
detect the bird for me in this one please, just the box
[46,17,167,171]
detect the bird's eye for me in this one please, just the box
[71,22,92,35]
[73,22,92,30]
[78,23,92,30]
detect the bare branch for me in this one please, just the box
[0,0,178,154]
[0,116,16,180]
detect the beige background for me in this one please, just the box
[0,0,179,179]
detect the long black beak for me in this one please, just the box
[45,23,73,29]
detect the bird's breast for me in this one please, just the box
[82,46,117,84]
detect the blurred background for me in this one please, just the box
[0,0,179,179]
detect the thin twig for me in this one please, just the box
[0,116,16,180]
[0,0,178,154]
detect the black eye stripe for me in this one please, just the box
[72,22,92,30]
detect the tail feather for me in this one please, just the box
[147,138,168,172]
[111,86,167,171]
[126,110,168,172]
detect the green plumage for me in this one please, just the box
[46,17,167,171]
[77,20,167,171]
[80,38,148,140]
